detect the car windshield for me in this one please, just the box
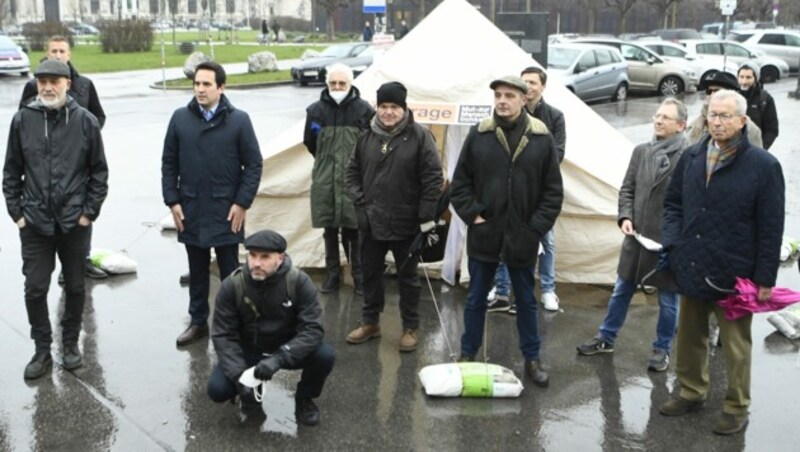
[548,48,581,68]
[0,36,16,47]
[357,46,373,57]
[320,45,356,58]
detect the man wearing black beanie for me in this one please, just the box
[345,81,443,352]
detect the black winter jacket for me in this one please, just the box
[526,99,566,163]
[211,255,324,381]
[662,133,784,299]
[346,112,443,240]
[451,114,563,267]
[3,97,108,235]
[20,61,106,129]
[741,84,778,150]
[161,95,263,248]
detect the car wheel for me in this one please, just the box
[760,66,778,84]
[613,83,627,102]
[658,76,683,96]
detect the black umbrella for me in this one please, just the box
[399,186,451,272]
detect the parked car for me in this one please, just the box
[651,28,702,41]
[680,39,790,83]
[0,35,30,76]
[573,38,697,96]
[547,43,629,103]
[642,40,738,81]
[291,42,372,86]
[726,29,800,72]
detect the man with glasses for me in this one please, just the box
[303,63,374,295]
[659,90,784,435]
[577,98,689,373]
[687,71,762,147]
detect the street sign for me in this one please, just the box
[720,0,737,16]
[363,0,387,14]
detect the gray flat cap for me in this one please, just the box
[34,60,71,78]
[490,75,528,94]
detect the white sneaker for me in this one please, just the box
[541,292,559,311]
[486,286,497,302]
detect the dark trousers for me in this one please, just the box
[21,225,90,350]
[323,227,361,281]
[207,342,335,402]
[185,243,239,326]
[84,223,93,259]
[360,235,420,329]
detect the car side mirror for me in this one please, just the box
[646,55,657,64]
[574,65,584,74]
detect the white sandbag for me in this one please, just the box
[90,249,138,274]
[418,362,524,398]
[160,213,177,231]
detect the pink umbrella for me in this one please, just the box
[716,277,800,321]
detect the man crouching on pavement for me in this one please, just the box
[206,230,334,426]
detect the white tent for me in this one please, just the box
[249,0,635,285]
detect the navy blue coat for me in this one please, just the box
[161,95,263,248]
[661,132,784,300]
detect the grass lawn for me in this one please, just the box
[158,69,293,87]
[28,43,324,74]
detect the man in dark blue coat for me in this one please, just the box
[659,89,784,435]
[162,62,263,346]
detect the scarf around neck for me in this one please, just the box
[706,131,743,185]
[370,109,410,141]
[649,132,688,181]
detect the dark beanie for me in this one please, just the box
[376,81,407,109]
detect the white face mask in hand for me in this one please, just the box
[239,367,266,402]
[329,90,348,104]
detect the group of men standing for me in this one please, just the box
[3,38,785,436]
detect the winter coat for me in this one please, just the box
[451,114,563,267]
[211,255,324,381]
[20,61,106,129]
[616,134,689,289]
[662,133,784,300]
[741,84,778,149]
[303,87,374,229]
[3,97,108,236]
[345,111,443,241]
[527,99,566,163]
[161,95,263,248]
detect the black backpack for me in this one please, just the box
[229,266,300,319]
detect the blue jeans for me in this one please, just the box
[494,229,555,297]
[597,276,679,352]
[461,258,541,360]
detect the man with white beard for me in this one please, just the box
[3,60,109,380]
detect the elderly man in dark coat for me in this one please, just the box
[577,98,690,373]
[659,90,784,435]
[451,76,563,387]
[162,62,263,346]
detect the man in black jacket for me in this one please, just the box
[4,60,109,379]
[737,62,778,149]
[19,35,108,280]
[451,76,563,387]
[207,230,333,426]
[162,61,263,347]
[303,63,374,295]
[345,81,443,352]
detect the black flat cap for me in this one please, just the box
[244,230,287,253]
[698,70,738,91]
[34,60,71,78]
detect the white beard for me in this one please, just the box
[39,92,67,109]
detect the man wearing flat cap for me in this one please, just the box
[451,75,563,387]
[4,59,108,379]
[345,81,443,352]
[688,70,762,147]
[207,229,333,426]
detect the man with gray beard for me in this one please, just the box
[3,60,108,379]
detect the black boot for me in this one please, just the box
[525,360,549,388]
[321,228,340,293]
[84,259,108,279]
[295,397,320,426]
[63,343,83,370]
[24,351,52,380]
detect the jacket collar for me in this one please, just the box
[688,124,753,158]
[477,112,549,135]
[187,93,233,120]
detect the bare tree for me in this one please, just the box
[0,0,8,29]
[605,0,637,34]
[168,0,179,44]
[576,0,603,34]
[647,0,682,28]
[736,0,774,22]
[315,0,354,41]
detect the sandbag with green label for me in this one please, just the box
[418,362,524,398]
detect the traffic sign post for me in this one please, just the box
[720,0,736,16]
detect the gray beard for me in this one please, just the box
[39,94,67,109]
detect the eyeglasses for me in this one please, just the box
[328,81,349,87]
[652,113,677,121]
[706,113,738,122]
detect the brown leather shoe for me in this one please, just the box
[659,397,705,416]
[398,329,418,352]
[712,412,749,435]
[346,323,380,344]
[176,324,209,346]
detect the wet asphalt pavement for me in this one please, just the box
[0,69,798,451]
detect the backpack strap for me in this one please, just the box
[232,266,301,319]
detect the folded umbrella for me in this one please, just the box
[716,277,800,321]
[399,186,451,272]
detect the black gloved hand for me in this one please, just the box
[253,355,283,381]
[657,251,670,272]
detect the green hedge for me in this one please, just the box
[100,20,153,53]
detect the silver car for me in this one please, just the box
[0,35,30,77]
[642,41,738,80]
[548,43,629,103]
[573,38,697,96]
[728,29,800,72]
[680,39,790,83]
